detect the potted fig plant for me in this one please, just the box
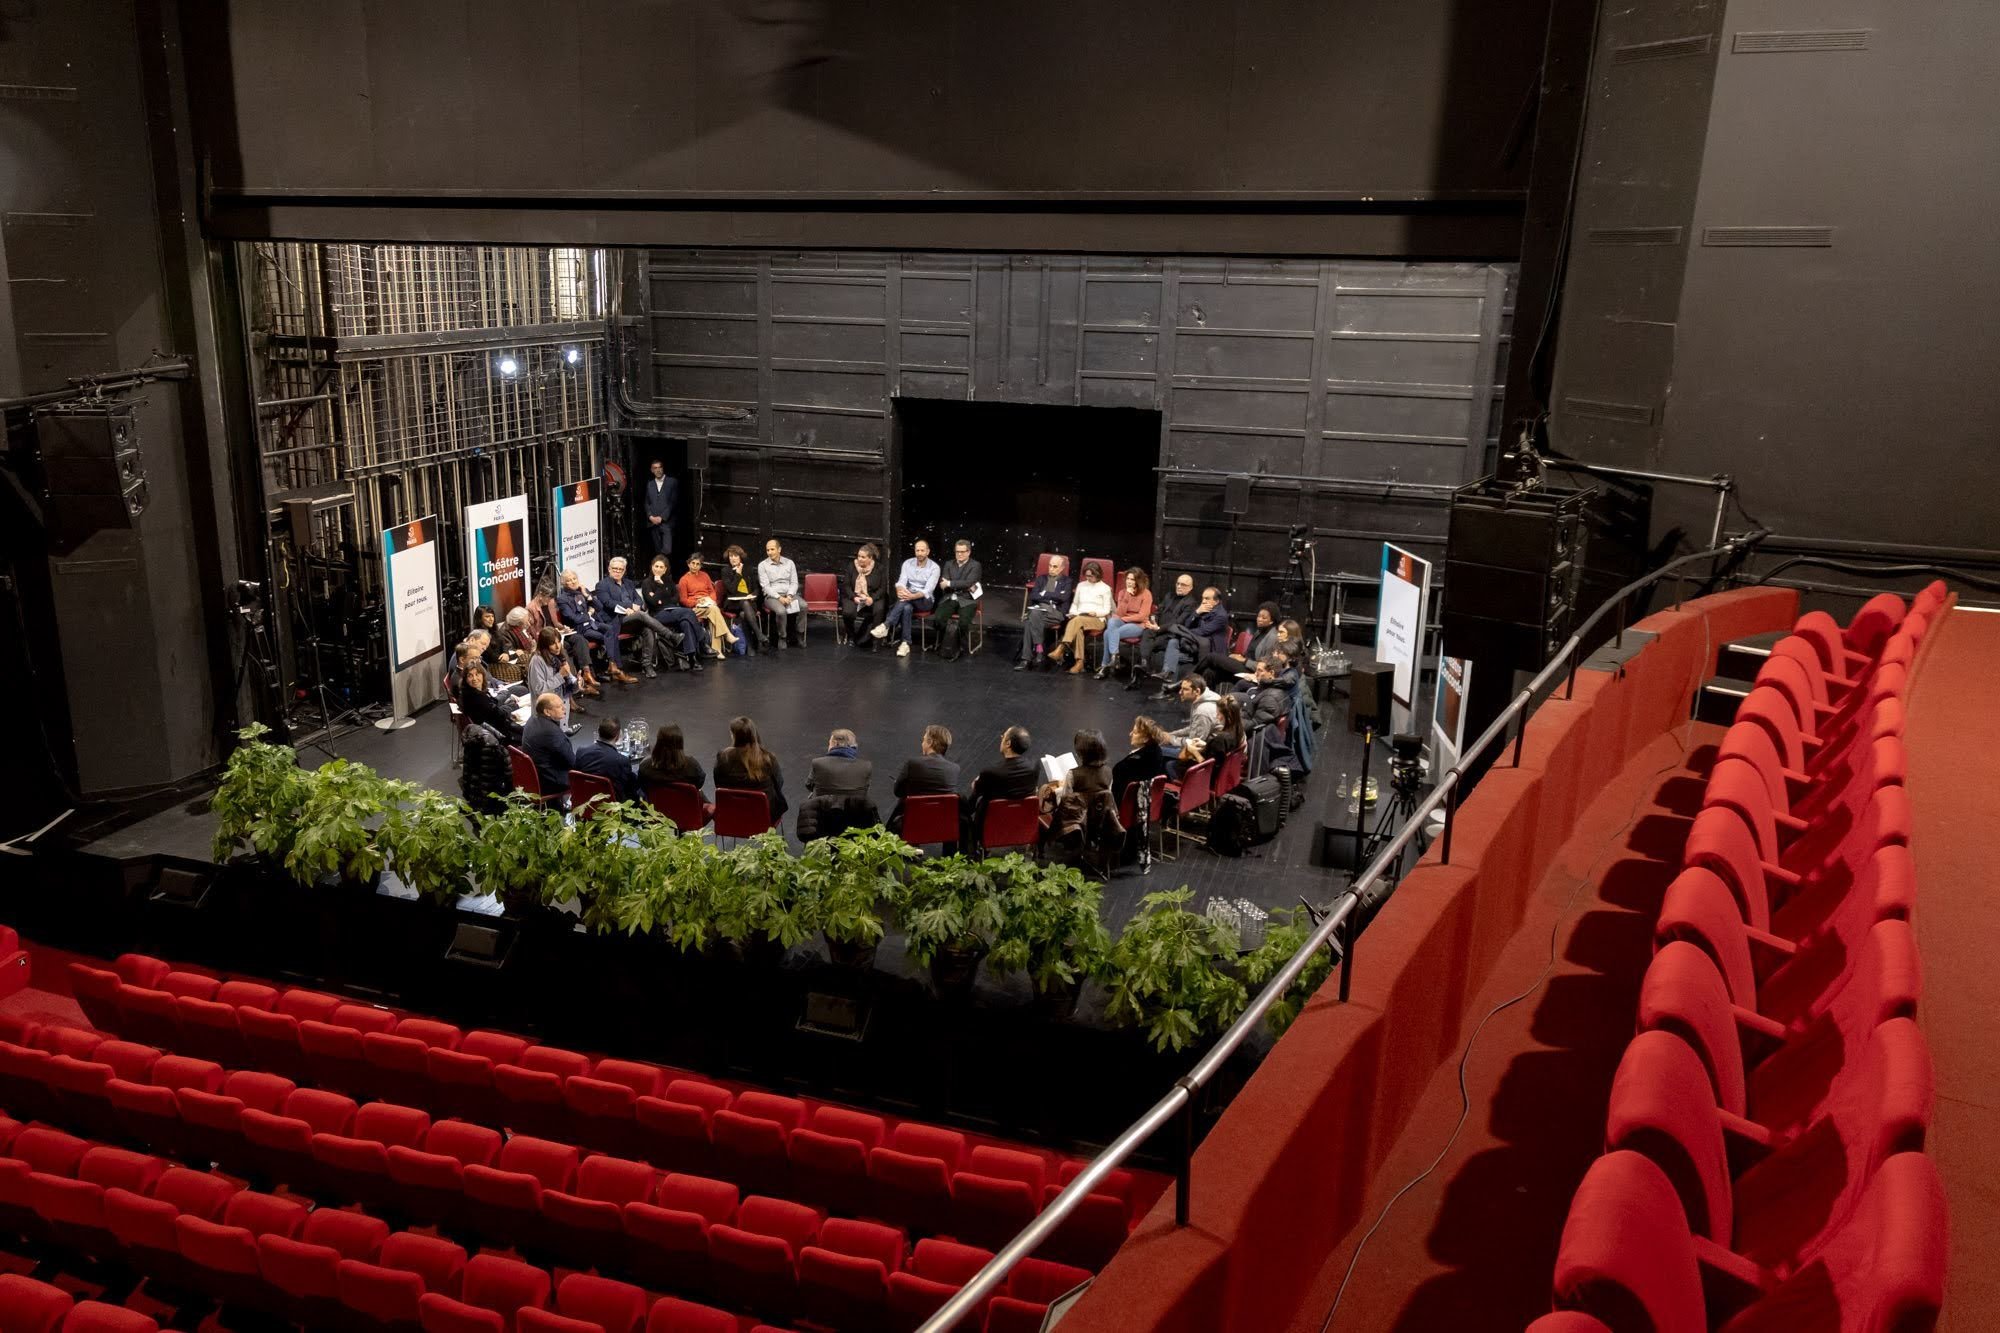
[989,857,1111,1017]
[891,854,1006,999]
[1240,906,1338,1037]
[281,757,398,891]
[801,826,921,969]
[1100,888,1248,1053]
[210,723,309,869]
[467,792,570,915]
[378,782,476,904]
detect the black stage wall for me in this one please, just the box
[632,250,1516,606]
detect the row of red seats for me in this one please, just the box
[0,1112,1081,1333]
[0,1021,1096,1327]
[58,954,1135,1263]
[1530,586,1952,1333]
[0,1273,156,1333]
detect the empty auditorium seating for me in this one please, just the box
[1533,587,1953,1333]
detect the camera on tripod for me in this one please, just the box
[1286,523,1313,562]
[1388,732,1426,795]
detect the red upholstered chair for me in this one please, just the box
[337,1231,470,1328]
[492,1047,588,1141]
[979,797,1041,856]
[1036,1185,1130,1269]
[462,1135,578,1250]
[1524,1315,1612,1333]
[1231,628,1252,657]
[541,1153,658,1267]
[257,1207,392,1326]
[176,1189,310,1307]
[537,1274,650,1333]
[385,1119,504,1228]
[801,573,841,643]
[713,788,775,843]
[714,1110,795,1198]
[646,783,714,833]
[623,1180,724,1298]
[0,1273,74,1333]
[900,794,961,849]
[1213,747,1246,800]
[1843,593,1907,658]
[1164,759,1216,857]
[788,1129,872,1216]
[172,995,252,1069]
[567,770,617,822]
[633,1096,718,1176]
[59,1305,159,1333]
[508,746,542,799]
[798,1217,907,1331]
[949,1169,1038,1250]
[709,1219,806,1321]
[645,1297,740,1333]
[417,1253,551,1333]
[111,985,181,1053]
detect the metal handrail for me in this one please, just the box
[917,528,1769,1331]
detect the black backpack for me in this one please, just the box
[1234,775,1286,840]
[1207,794,1258,857]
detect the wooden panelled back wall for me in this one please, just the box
[626,251,1514,606]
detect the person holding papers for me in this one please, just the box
[932,538,984,662]
[677,553,735,659]
[717,545,768,653]
[873,537,941,658]
[759,539,806,648]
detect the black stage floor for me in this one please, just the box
[83,637,1371,933]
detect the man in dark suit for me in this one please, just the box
[889,724,961,832]
[521,693,575,798]
[806,728,873,800]
[644,459,677,559]
[963,725,1041,843]
[572,717,641,802]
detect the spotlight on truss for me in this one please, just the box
[497,355,520,378]
[562,345,582,366]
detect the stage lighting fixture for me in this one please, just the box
[562,345,582,366]
[497,354,520,378]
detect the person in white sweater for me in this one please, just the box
[1050,561,1115,675]
[758,538,805,647]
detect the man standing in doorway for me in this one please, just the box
[645,459,677,559]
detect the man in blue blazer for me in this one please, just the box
[571,717,641,802]
[644,459,677,558]
[1014,555,1076,670]
[521,693,575,796]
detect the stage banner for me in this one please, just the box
[553,477,602,589]
[1432,654,1472,768]
[467,493,531,619]
[381,516,444,721]
[1374,542,1434,722]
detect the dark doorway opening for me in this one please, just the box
[617,434,700,569]
[894,399,1161,589]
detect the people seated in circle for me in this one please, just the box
[965,724,1040,843]
[841,544,889,646]
[1132,572,1202,692]
[632,555,707,671]
[1198,600,1285,687]
[592,556,680,676]
[1159,586,1232,698]
[933,539,983,661]
[454,660,521,743]
[571,717,641,803]
[759,539,806,648]
[715,714,787,823]
[1016,555,1075,670]
[526,626,586,729]
[1049,561,1115,674]
[1166,693,1243,780]
[873,538,941,658]
[799,728,879,841]
[637,722,706,792]
[521,692,574,796]
[556,567,635,684]
[1162,675,1221,774]
[1097,567,1154,680]
[889,724,960,832]
[677,553,734,659]
[717,545,769,654]
[1112,716,1173,794]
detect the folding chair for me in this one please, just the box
[566,772,618,822]
[645,783,714,833]
[714,789,775,846]
[899,795,960,850]
[979,797,1041,857]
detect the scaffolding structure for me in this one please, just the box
[242,242,610,721]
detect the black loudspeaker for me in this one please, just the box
[685,438,709,471]
[1349,661,1394,732]
[1222,474,1252,515]
[37,406,147,552]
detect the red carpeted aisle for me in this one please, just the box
[1903,608,2000,1331]
[1281,725,1716,1333]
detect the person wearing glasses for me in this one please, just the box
[1015,555,1075,671]
[717,545,769,654]
[933,539,984,661]
[841,543,890,647]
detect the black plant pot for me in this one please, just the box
[929,942,988,1000]
[823,933,879,971]
[1029,975,1085,1020]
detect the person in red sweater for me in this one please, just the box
[676,553,733,658]
[1096,567,1155,680]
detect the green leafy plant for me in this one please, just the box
[803,826,922,950]
[1101,888,1248,1053]
[889,854,1008,968]
[467,792,571,908]
[603,825,724,951]
[712,831,813,949]
[210,723,309,864]
[378,783,476,903]
[1241,907,1338,1037]
[989,858,1112,995]
[559,801,670,928]
[282,758,398,886]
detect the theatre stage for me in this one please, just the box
[81,638,1369,935]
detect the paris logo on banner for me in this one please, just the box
[467,494,530,618]
[553,477,602,590]
[382,516,443,674]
